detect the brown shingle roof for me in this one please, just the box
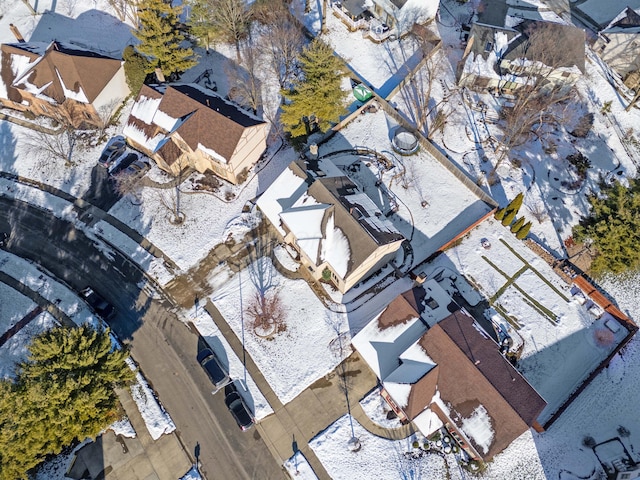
[377,288,425,330]
[414,310,547,459]
[1,41,122,104]
[168,84,265,162]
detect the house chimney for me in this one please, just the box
[155,67,165,83]
[9,24,25,43]
[206,99,210,107]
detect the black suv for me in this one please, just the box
[224,383,254,431]
[197,348,231,394]
[80,287,115,320]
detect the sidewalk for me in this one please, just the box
[69,388,192,480]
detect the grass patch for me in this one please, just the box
[499,238,570,302]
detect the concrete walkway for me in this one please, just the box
[69,387,192,480]
[0,270,75,328]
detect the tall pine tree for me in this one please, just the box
[0,325,134,480]
[281,39,348,138]
[134,0,197,79]
[573,178,640,275]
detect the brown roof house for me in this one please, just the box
[0,41,129,128]
[123,84,268,184]
[458,19,585,94]
[353,302,546,461]
[594,7,640,86]
[257,158,404,294]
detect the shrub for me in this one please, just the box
[516,221,532,239]
[502,208,517,226]
[511,216,526,233]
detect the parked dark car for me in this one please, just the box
[98,136,126,168]
[197,348,231,394]
[80,287,115,320]
[109,152,139,175]
[224,383,254,431]
[124,158,151,176]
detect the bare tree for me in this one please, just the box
[226,39,262,114]
[398,35,446,136]
[157,157,190,224]
[22,103,84,169]
[253,0,304,89]
[96,99,122,139]
[112,169,145,204]
[107,0,139,24]
[245,289,285,337]
[207,0,251,60]
[493,22,579,173]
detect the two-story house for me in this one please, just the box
[123,84,268,184]
[0,41,129,128]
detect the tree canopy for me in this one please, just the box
[573,178,640,276]
[134,0,197,79]
[0,325,134,480]
[123,45,151,94]
[280,39,348,138]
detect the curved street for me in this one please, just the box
[0,194,284,479]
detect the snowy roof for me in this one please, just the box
[257,160,403,280]
[464,20,585,76]
[0,41,123,105]
[124,84,266,166]
[601,7,640,34]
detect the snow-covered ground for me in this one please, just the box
[210,258,350,404]
[309,414,455,480]
[1,0,640,478]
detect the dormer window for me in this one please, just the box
[484,41,493,52]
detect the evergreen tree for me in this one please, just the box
[511,216,526,233]
[494,207,505,221]
[134,0,197,79]
[186,0,217,52]
[0,326,134,480]
[573,178,640,275]
[516,221,532,240]
[507,192,524,216]
[281,39,348,138]
[123,46,151,95]
[502,208,517,226]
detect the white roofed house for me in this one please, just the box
[123,84,268,184]
[0,41,129,129]
[257,158,404,294]
[593,7,640,88]
[458,20,585,95]
[333,0,440,41]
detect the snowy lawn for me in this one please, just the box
[0,311,57,380]
[425,219,630,423]
[283,451,319,480]
[190,310,274,420]
[108,145,297,272]
[0,282,36,336]
[359,387,403,429]
[310,414,456,480]
[210,258,349,404]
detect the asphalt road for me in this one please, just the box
[0,195,284,479]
